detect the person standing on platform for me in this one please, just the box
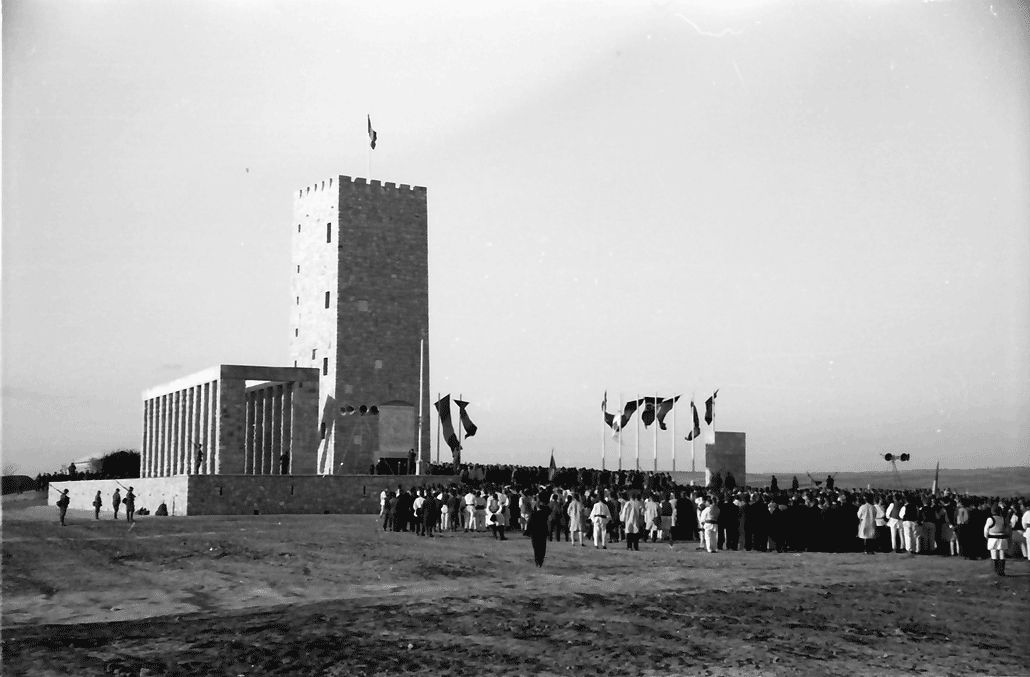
[124,487,136,525]
[56,489,70,526]
[112,488,122,520]
[92,491,103,520]
[528,491,551,567]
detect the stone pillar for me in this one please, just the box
[209,380,220,473]
[216,378,245,474]
[290,379,320,474]
[204,381,214,474]
[185,386,194,474]
[243,391,253,474]
[170,393,178,476]
[281,385,293,475]
[147,398,155,478]
[262,388,274,474]
[160,395,168,477]
[271,385,282,474]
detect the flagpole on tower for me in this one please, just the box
[457,392,464,456]
[600,391,606,472]
[690,393,696,473]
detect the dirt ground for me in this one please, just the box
[2,497,1028,677]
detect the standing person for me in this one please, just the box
[124,487,136,525]
[857,495,877,555]
[488,491,508,540]
[56,489,70,526]
[548,493,564,542]
[422,492,437,538]
[567,493,585,547]
[589,496,611,549]
[900,496,919,555]
[463,488,478,532]
[382,492,396,531]
[620,492,643,551]
[643,493,661,543]
[700,497,720,553]
[519,490,533,536]
[885,493,904,553]
[112,488,122,520]
[954,498,970,557]
[92,491,103,520]
[984,505,1010,576]
[528,491,551,567]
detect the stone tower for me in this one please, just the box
[289,176,430,474]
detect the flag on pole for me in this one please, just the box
[602,391,620,435]
[454,399,478,438]
[548,449,557,481]
[619,400,641,429]
[656,395,680,430]
[931,460,940,496]
[704,389,719,425]
[367,114,377,150]
[639,396,659,428]
[434,395,460,454]
[684,400,701,441]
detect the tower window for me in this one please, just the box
[297,224,301,233]
[320,422,326,439]
[325,291,331,308]
[294,328,299,337]
[296,296,300,305]
[323,357,329,375]
[311,349,317,360]
[326,223,332,243]
[296,265,300,273]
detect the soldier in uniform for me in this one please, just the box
[56,489,70,526]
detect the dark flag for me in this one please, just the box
[454,399,478,438]
[602,391,616,430]
[619,399,640,430]
[704,389,719,425]
[434,394,460,454]
[548,449,557,481]
[655,395,680,430]
[367,114,377,150]
[639,396,659,428]
[684,400,702,441]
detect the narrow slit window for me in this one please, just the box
[326,223,332,243]
[322,357,329,375]
[325,291,330,308]
[311,349,317,360]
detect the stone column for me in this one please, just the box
[209,380,220,474]
[185,386,194,474]
[262,388,274,474]
[199,382,208,475]
[281,385,293,475]
[271,385,282,474]
[216,378,245,474]
[163,393,171,477]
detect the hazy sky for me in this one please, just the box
[3,0,1029,477]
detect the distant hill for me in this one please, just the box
[748,467,1030,497]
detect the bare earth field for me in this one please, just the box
[2,498,1028,677]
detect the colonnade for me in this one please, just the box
[244,382,294,475]
[141,380,219,478]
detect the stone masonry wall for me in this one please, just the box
[49,477,191,517]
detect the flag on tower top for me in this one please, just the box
[367,114,377,150]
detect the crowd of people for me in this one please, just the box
[379,477,1030,575]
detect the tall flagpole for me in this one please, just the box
[653,391,658,472]
[635,392,640,471]
[671,396,676,473]
[457,392,463,460]
[690,393,696,474]
[600,391,606,471]
[416,338,424,473]
[618,392,623,471]
[435,392,442,465]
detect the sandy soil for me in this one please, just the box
[3,499,1028,676]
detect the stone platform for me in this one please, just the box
[47,474,455,517]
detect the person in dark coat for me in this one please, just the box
[124,488,136,524]
[92,491,103,520]
[112,488,122,520]
[57,489,70,526]
[527,491,551,567]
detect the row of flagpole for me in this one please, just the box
[601,390,719,474]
